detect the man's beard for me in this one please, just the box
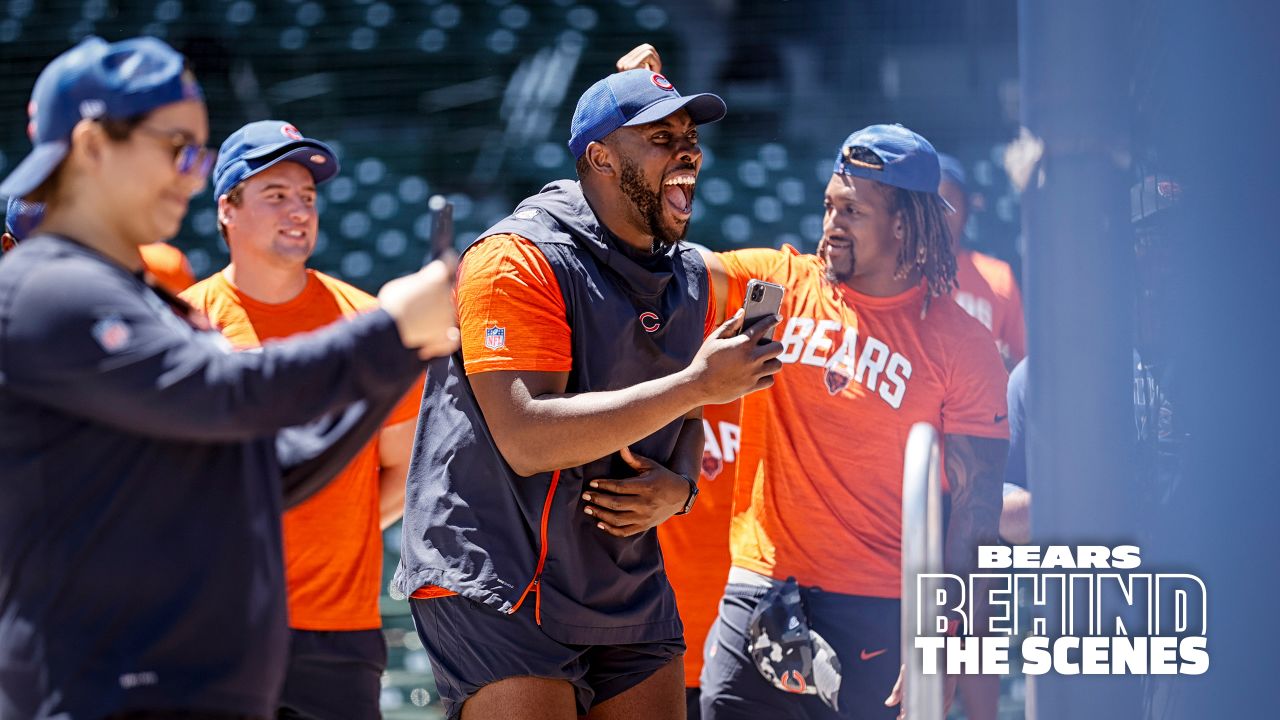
[820,240,854,284]
[619,156,689,254]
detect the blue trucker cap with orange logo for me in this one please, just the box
[568,69,726,159]
[213,120,339,200]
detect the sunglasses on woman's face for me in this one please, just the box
[133,125,217,181]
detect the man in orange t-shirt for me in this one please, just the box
[182,120,422,720]
[657,398,741,718]
[612,45,1008,719]
[938,154,1026,367]
[696,126,1009,720]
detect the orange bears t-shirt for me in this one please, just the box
[658,399,741,687]
[181,269,424,630]
[411,233,718,601]
[953,248,1026,365]
[718,245,1009,598]
[140,242,196,295]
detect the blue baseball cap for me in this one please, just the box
[568,70,726,159]
[213,120,339,200]
[4,196,44,243]
[938,153,967,189]
[833,124,955,212]
[0,36,202,199]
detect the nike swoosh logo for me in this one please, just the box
[860,648,888,661]
[994,414,1008,423]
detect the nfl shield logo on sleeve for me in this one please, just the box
[484,325,507,350]
[92,314,132,353]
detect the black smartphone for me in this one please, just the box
[423,195,454,266]
[741,279,785,343]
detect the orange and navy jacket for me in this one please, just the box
[392,180,711,645]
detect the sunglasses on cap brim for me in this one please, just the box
[841,145,885,171]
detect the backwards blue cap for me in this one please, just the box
[0,36,203,199]
[4,196,44,243]
[214,120,339,199]
[568,70,726,159]
[833,124,954,212]
[937,153,967,189]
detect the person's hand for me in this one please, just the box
[685,309,783,405]
[884,664,958,719]
[377,252,461,359]
[999,485,1032,544]
[582,448,691,537]
[616,43,663,73]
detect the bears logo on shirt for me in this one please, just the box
[701,418,739,481]
[777,316,913,409]
[701,451,723,480]
[823,364,852,395]
[639,312,661,333]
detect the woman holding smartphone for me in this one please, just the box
[0,36,457,719]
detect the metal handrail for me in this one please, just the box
[901,421,945,720]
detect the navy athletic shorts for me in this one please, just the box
[410,594,683,719]
[277,628,387,720]
[700,572,901,720]
[686,687,702,720]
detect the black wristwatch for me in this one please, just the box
[675,473,699,515]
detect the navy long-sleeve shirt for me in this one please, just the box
[0,236,422,719]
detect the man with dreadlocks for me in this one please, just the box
[690,124,1011,720]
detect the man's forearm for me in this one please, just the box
[669,411,705,481]
[943,434,1008,634]
[376,418,416,529]
[485,368,707,476]
[379,470,407,530]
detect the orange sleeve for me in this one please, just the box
[703,264,717,338]
[175,254,196,290]
[941,315,1011,439]
[716,247,794,317]
[141,242,196,294]
[176,278,205,308]
[457,234,572,375]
